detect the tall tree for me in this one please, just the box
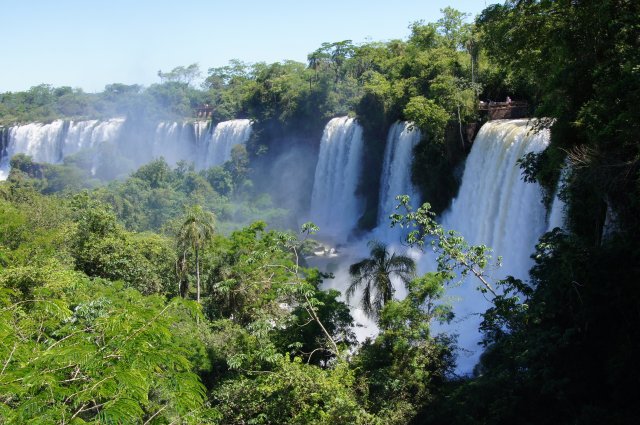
[177,205,215,302]
[157,63,201,86]
[347,240,416,318]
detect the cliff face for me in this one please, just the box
[442,102,531,164]
[480,101,530,120]
[444,122,478,164]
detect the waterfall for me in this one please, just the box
[0,118,254,180]
[0,127,10,180]
[193,120,211,150]
[435,119,550,371]
[310,120,425,340]
[376,121,422,240]
[146,119,251,169]
[547,162,570,232]
[309,117,365,242]
[151,121,208,166]
[63,119,125,157]
[200,119,252,169]
[547,191,566,232]
[0,119,125,180]
[442,119,549,278]
[5,121,68,165]
[65,118,124,175]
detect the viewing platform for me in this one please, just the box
[479,100,529,120]
[195,105,214,118]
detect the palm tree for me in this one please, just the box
[346,240,416,319]
[177,205,215,303]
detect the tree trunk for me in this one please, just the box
[471,54,475,85]
[180,251,188,297]
[196,248,201,303]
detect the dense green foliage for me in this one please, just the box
[440,2,640,423]
[397,2,640,423]
[0,183,360,422]
[347,240,416,318]
[0,172,456,423]
[8,151,289,234]
[1,2,639,423]
[0,64,209,125]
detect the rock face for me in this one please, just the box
[445,122,479,163]
[479,101,530,120]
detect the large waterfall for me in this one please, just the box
[309,120,422,339]
[2,114,556,372]
[442,119,549,278]
[7,120,68,164]
[310,117,365,242]
[0,119,125,179]
[436,119,550,371]
[376,121,422,240]
[201,119,252,168]
[306,118,557,356]
[0,118,252,180]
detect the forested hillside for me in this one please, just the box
[1,1,638,423]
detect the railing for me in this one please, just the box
[195,106,214,118]
[478,101,529,120]
[478,100,528,110]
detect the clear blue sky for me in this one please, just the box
[1,0,492,93]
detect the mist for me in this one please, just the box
[0,102,557,377]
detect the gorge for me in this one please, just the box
[0,115,555,371]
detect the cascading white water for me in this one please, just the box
[193,121,211,141]
[5,120,67,164]
[309,117,365,242]
[201,119,252,169]
[310,119,423,338]
[0,128,10,180]
[151,121,206,166]
[193,120,211,150]
[151,119,252,168]
[442,120,549,278]
[434,119,550,371]
[376,121,422,241]
[0,119,125,179]
[547,162,570,232]
[0,118,254,180]
[63,119,125,157]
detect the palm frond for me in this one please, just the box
[347,240,416,319]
